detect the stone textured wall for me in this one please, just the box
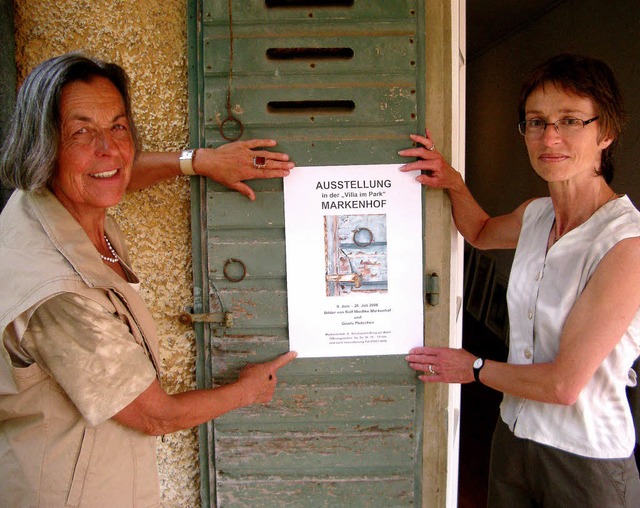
[14,1,200,505]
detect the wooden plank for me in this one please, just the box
[214,423,415,474]
[203,32,417,76]
[420,1,454,506]
[208,237,286,284]
[208,289,288,329]
[204,124,416,144]
[210,342,414,378]
[204,81,417,127]
[216,383,417,425]
[207,191,284,229]
[216,475,414,508]
[202,126,414,166]
[204,0,418,23]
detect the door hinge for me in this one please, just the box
[425,272,440,306]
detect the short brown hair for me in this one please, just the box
[518,54,625,184]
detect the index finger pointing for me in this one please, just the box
[244,138,278,149]
[271,351,298,371]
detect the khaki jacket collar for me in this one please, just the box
[30,188,138,290]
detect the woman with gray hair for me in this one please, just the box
[0,52,296,507]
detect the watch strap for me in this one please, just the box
[473,358,485,383]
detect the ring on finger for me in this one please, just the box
[428,364,435,375]
[426,144,436,151]
[253,156,267,169]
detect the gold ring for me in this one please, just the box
[426,144,436,151]
[428,364,435,375]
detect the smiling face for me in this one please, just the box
[50,76,134,224]
[524,83,613,185]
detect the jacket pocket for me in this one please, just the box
[66,427,96,507]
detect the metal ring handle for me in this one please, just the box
[219,116,244,141]
[353,227,373,247]
[223,258,246,282]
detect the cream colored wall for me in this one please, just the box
[14,1,200,505]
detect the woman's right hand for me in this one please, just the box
[114,351,298,435]
[236,351,298,405]
[398,130,464,191]
[399,129,517,250]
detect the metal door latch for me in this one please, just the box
[178,309,234,327]
[325,272,362,288]
[425,272,440,306]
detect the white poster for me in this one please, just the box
[283,164,424,358]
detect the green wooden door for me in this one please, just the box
[188,1,432,506]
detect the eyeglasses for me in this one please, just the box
[517,116,599,137]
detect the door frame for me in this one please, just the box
[421,0,465,506]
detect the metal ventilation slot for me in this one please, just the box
[266,47,354,60]
[267,100,355,115]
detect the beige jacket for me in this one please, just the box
[0,189,162,507]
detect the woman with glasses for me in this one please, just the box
[401,54,640,507]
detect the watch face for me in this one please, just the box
[180,149,194,160]
[473,358,483,369]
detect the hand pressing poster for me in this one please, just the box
[283,164,424,358]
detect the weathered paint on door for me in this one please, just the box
[187,1,456,506]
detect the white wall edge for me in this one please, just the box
[446,0,466,506]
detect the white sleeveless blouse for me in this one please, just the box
[501,195,640,458]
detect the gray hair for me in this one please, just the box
[0,52,141,191]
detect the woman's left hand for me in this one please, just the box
[194,139,295,201]
[405,346,477,384]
